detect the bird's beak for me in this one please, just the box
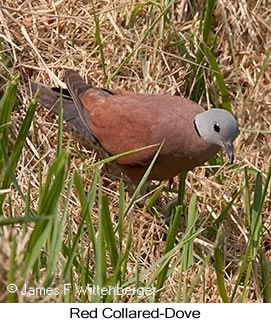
[223,141,234,163]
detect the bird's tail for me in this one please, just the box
[29,81,73,115]
[27,81,98,149]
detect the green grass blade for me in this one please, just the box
[244,167,251,226]
[123,229,202,290]
[220,3,242,103]
[80,248,91,303]
[231,165,271,302]
[129,1,161,30]
[0,140,25,210]
[93,175,107,302]
[101,194,119,268]
[182,194,197,271]
[0,75,19,148]
[23,180,32,232]
[0,76,36,211]
[7,234,17,303]
[155,205,182,300]
[239,261,253,302]
[192,0,217,101]
[260,248,271,303]
[177,172,187,206]
[91,0,107,81]
[121,223,132,283]
[0,215,48,226]
[44,175,73,287]
[107,0,175,85]
[2,97,37,182]
[214,234,229,303]
[118,182,125,253]
[201,0,217,44]
[22,151,70,278]
[62,168,99,282]
[39,152,70,213]
[0,122,10,130]
[73,170,97,250]
[200,42,231,112]
[250,48,271,97]
[89,143,160,169]
[144,183,165,210]
[124,141,164,216]
[250,172,262,258]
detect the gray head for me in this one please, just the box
[194,108,239,163]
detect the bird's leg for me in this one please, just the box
[135,181,153,208]
[135,181,167,209]
[157,172,187,223]
[158,196,179,223]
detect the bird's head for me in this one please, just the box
[194,108,239,163]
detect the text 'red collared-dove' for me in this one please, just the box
[29,69,239,184]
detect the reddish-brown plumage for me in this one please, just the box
[31,69,220,184]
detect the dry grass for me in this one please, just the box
[0,0,271,302]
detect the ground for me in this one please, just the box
[0,0,270,302]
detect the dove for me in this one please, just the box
[29,69,239,184]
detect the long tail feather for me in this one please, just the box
[28,81,98,149]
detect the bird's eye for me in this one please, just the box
[213,123,220,133]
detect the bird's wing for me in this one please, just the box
[65,69,205,166]
[65,70,169,165]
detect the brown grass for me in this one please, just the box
[0,0,271,302]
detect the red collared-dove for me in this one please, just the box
[29,69,239,184]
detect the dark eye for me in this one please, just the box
[213,123,220,133]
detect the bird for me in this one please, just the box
[29,69,239,185]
